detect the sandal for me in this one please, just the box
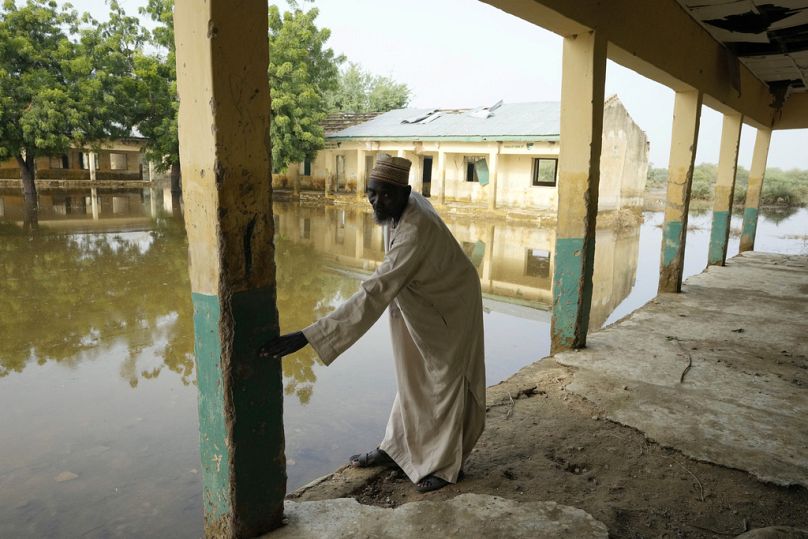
[415,470,465,493]
[415,475,450,493]
[349,448,395,468]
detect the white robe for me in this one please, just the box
[302,193,486,484]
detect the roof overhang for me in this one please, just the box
[481,0,808,129]
[326,135,561,143]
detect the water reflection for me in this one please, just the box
[0,191,644,393]
[2,186,806,537]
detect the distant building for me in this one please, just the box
[284,96,649,212]
[0,138,147,181]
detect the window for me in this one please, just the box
[464,156,489,185]
[80,152,99,170]
[532,158,557,187]
[110,153,128,170]
[525,248,551,278]
[303,158,312,176]
[49,155,68,169]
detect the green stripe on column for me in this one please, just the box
[708,210,730,266]
[229,286,285,528]
[661,220,684,268]
[191,292,232,525]
[552,237,586,349]
[191,287,285,534]
[740,207,759,252]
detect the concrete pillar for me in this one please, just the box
[708,112,743,266]
[90,188,99,220]
[658,90,703,293]
[550,31,606,353]
[411,154,423,193]
[163,187,173,213]
[150,188,159,217]
[174,1,285,536]
[740,128,772,252]
[89,151,97,181]
[148,161,156,183]
[487,148,499,210]
[437,150,447,204]
[288,163,300,196]
[356,149,366,200]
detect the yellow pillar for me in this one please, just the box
[740,128,772,252]
[356,148,366,200]
[658,90,702,293]
[90,188,99,220]
[708,112,743,266]
[174,0,285,535]
[550,30,606,352]
[89,151,97,181]
[412,154,423,193]
[487,147,499,210]
[437,150,447,204]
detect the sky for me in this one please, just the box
[68,0,807,170]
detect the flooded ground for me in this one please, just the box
[1,188,806,537]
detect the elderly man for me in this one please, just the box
[261,155,485,492]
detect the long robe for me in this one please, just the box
[302,193,485,484]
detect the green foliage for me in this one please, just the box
[646,164,668,189]
[135,0,178,172]
[0,0,142,169]
[646,162,808,207]
[326,62,411,113]
[269,4,342,172]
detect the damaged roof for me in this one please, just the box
[676,0,808,97]
[321,112,383,136]
[327,101,561,142]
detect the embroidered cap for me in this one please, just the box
[369,155,411,187]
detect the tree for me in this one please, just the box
[0,0,142,226]
[268,3,342,172]
[135,0,180,195]
[326,62,411,113]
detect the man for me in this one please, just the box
[261,155,485,493]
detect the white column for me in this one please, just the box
[488,147,499,210]
[437,150,446,204]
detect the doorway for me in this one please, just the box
[422,156,433,197]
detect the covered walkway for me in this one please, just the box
[282,252,808,537]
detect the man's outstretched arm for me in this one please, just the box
[259,331,308,359]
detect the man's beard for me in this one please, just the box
[373,208,391,224]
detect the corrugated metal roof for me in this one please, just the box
[327,102,561,141]
[321,112,383,136]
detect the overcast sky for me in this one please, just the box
[69,0,807,170]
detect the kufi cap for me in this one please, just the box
[369,155,411,187]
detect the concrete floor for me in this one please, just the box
[266,252,808,538]
[556,252,808,488]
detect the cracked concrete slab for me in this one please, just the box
[556,252,808,487]
[264,494,608,538]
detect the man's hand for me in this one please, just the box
[258,331,308,359]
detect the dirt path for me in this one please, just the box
[328,360,808,538]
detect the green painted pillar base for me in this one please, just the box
[659,220,685,292]
[740,207,759,253]
[551,237,595,352]
[708,210,731,266]
[192,286,285,537]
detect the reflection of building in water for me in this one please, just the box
[273,202,641,328]
[281,96,648,213]
[0,189,157,230]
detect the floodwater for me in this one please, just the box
[1,188,805,538]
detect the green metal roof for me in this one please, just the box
[326,102,561,141]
